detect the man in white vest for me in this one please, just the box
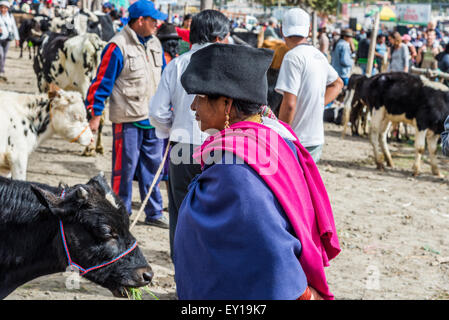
[85,0,169,228]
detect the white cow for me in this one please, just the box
[0,85,93,180]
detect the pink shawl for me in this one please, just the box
[193,120,341,300]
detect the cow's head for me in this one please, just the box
[47,84,93,146]
[30,173,152,298]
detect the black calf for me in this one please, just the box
[0,173,152,299]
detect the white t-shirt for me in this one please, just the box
[275,44,339,147]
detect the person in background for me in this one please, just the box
[157,22,181,64]
[149,10,230,261]
[402,33,417,68]
[357,28,366,41]
[375,33,387,72]
[40,0,54,18]
[264,17,280,40]
[156,22,181,197]
[181,13,192,30]
[318,26,329,59]
[356,30,375,75]
[412,30,424,50]
[442,30,449,47]
[331,28,354,86]
[0,0,19,82]
[388,32,409,73]
[102,1,113,14]
[275,8,343,163]
[85,0,169,229]
[417,29,442,70]
[428,20,443,42]
[436,43,449,86]
[31,0,39,13]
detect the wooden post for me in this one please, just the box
[311,11,317,47]
[200,0,213,11]
[410,66,449,81]
[366,11,379,77]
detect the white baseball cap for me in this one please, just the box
[282,8,310,38]
[0,1,10,8]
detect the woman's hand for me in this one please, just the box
[15,39,19,47]
[309,286,324,300]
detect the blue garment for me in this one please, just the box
[112,123,163,220]
[376,43,387,57]
[442,115,449,157]
[86,32,166,221]
[173,152,308,300]
[85,34,166,129]
[128,0,168,20]
[375,43,387,67]
[331,39,353,79]
[438,53,449,73]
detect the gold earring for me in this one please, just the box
[224,112,230,129]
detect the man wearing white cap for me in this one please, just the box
[275,8,343,163]
[0,0,19,81]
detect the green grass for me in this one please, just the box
[125,286,159,300]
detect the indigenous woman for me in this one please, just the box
[173,44,341,300]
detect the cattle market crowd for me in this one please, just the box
[1,0,449,302]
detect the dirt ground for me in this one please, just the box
[3,46,449,300]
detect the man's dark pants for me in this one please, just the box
[167,142,202,261]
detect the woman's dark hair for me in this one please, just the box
[232,99,262,116]
[208,94,262,117]
[189,10,230,45]
[161,39,180,59]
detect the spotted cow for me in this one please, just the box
[33,32,105,156]
[354,72,449,176]
[0,85,93,180]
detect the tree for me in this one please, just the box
[201,0,214,10]
[258,0,338,14]
[306,0,338,14]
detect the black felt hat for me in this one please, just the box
[157,23,181,40]
[181,44,274,105]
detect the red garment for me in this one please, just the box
[175,27,190,43]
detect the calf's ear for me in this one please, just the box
[31,185,90,217]
[30,184,66,216]
[87,172,113,195]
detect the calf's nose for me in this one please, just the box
[136,267,153,285]
[142,271,153,282]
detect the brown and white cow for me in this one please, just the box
[0,85,93,180]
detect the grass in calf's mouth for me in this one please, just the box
[125,286,159,300]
